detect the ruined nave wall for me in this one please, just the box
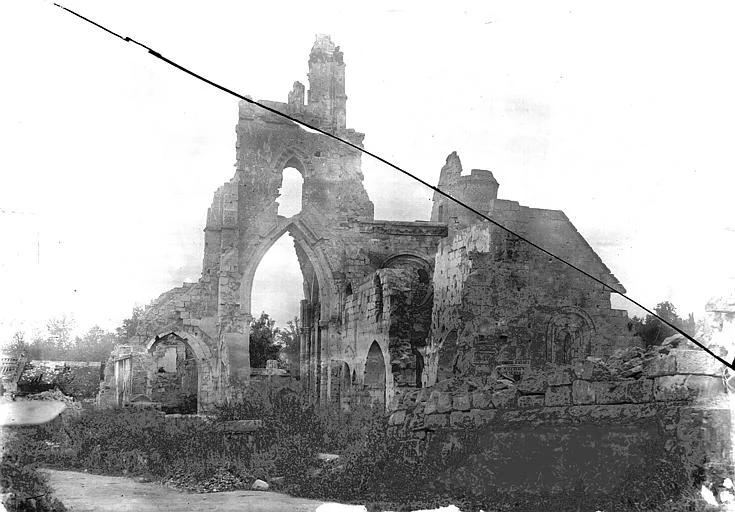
[425,205,636,386]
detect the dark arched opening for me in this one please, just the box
[364,341,386,408]
[149,334,198,414]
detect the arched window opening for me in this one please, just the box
[251,231,304,368]
[331,361,352,410]
[277,167,303,217]
[364,341,386,408]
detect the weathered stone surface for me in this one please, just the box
[654,375,724,402]
[424,392,439,415]
[544,385,571,406]
[436,392,453,413]
[452,393,471,411]
[571,380,595,405]
[672,349,726,376]
[644,354,677,377]
[594,379,653,404]
[491,387,518,408]
[468,408,496,426]
[546,366,573,386]
[251,479,269,491]
[425,413,449,429]
[518,369,547,394]
[471,390,492,409]
[389,410,406,426]
[450,411,471,426]
[517,394,545,408]
[572,359,596,380]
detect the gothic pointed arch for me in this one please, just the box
[239,216,338,321]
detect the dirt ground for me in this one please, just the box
[42,469,364,512]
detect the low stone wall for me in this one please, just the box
[389,336,732,495]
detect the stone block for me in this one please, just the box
[571,380,595,405]
[424,392,438,415]
[546,366,573,386]
[452,393,471,411]
[389,410,406,426]
[644,354,677,377]
[518,369,547,394]
[436,392,453,413]
[672,349,727,376]
[545,385,571,406]
[450,411,471,426]
[572,359,595,380]
[654,375,725,402]
[518,394,545,408]
[491,387,518,408]
[468,408,496,426]
[416,388,431,403]
[425,413,449,429]
[471,390,492,409]
[594,379,653,404]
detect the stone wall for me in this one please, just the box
[16,360,102,399]
[425,219,636,387]
[390,335,731,494]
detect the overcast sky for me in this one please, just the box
[2,1,734,340]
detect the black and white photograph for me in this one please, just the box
[1,2,735,511]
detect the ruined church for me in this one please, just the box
[99,35,638,413]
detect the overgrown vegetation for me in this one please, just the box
[629,300,697,348]
[2,307,145,362]
[248,312,299,369]
[1,428,68,512]
[2,387,712,512]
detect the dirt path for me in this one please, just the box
[43,469,360,512]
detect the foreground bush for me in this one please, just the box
[1,428,67,512]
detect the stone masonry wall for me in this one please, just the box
[390,335,731,494]
[425,218,636,386]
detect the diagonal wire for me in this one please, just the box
[52,3,734,371]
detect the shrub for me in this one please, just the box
[1,428,68,512]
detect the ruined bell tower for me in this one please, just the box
[306,34,347,131]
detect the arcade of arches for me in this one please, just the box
[109,34,639,413]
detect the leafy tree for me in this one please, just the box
[249,312,281,368]
[278,317,300,372]
[2,332,29,357]
[116,306,144,340]
[22,316,76,360]
[5,320,118,362]
[70,325,117,362]
[633,301,696,348]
